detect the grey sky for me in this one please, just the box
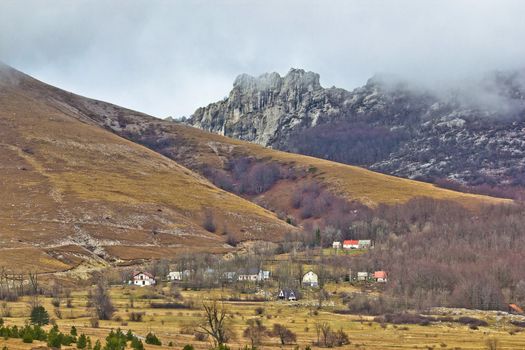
[1,0,524,118]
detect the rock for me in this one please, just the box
[187,68,525,190]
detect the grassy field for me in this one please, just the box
[1,284,525,350]
[166,124,511,210]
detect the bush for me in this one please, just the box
[131,337,144,350]
[129,312,145,322]
[183,345,194,350]
[145,332,162,346]
[77,334,88,349]
[22,333,33,343]
[457,317,488,327]
[30,306,50,326]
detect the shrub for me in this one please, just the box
[129,312,145,322]
[30,306,50,326]
[77,334,88,349]
[22,333,33,343]
[131,337,144,350]
[182,345,194,350]
[145,332,162,346]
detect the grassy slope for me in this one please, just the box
[1,286,525,350]
[153,123,511,209]
[0,66,295,272]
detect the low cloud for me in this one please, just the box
[1,0,524,117]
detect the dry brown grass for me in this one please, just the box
[0,70,295,272]
[1,285,525,350]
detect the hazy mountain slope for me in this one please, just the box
[0,63,295,272]
[29,70,504,211]
[187,68,525,196]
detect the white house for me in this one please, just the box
[132,271,156,286]
[302,270,319,287]
[373,271,388,283]
[357,272,369,281]
[238,268,260,281]
[343,240,359,249]
[332,241,342,249]
[278,289,297,301]
[167,271,182,281]
[358,240,372,249]
[257,270,271,281]
[167,270,191,281]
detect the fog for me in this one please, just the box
[1,0,524,118]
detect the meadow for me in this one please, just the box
[1,282,525,350]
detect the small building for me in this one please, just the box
[509,303,524,314]
[343,240,359,249]
[238,268,260,282]
[373,271,388,283]
[167,271,182,281]
[332,241,342,249]
[167,270,191,281]
[357,272,369,281]
[278,289,297,301]
[258,270,271,281]
[132,271,156,286]
[223,271,236,281]
[302,270,319,287]
[358,239,372,249]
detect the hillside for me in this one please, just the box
[187,68,525,197]
[11,66,504,213]
[0,63,295,272]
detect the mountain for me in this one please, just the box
[0,63,295,273]
[187,68,525,197]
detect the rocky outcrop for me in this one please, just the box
[188,68,525,190]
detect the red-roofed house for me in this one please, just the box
[509,303,524,314]
[373,271,388,283]
[343,240,359,249]
[132,271,156,286]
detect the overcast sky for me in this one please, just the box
[1,0,525,118]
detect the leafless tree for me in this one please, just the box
[199,301,231,347]
[89,276,115,320]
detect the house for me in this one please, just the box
[132,271,156,286]
[167,270,191,281]
[223,271,236,281]
[167,271,182,281]
[358,239,372,249]
[357,272,369,281]
[373,271,388,283]
[238,268,260,282]
[332,241,342,249]
[509,303,524,314]
[278,289,297,301]
[343,240,359,249]
[302,270,319,287]
[257,270,271,281]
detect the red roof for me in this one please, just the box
[343,240,359,245]
[374,271,387,279]
[509,304,524,314]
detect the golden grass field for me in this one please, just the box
[0,67,298,272]
[157,123,511,210]
[1,284,525,350]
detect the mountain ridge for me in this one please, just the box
[187,68,525,196]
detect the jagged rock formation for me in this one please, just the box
[188,68,525,192]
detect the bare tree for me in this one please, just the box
[89,276,115,320]
[243,319,267,348]
[271,324,296,345]
[199,301,231,347]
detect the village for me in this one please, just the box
[127,238,387,303]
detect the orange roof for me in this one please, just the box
[374,271,387,279]
[509,304,524,314]
[343,240,359,245]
